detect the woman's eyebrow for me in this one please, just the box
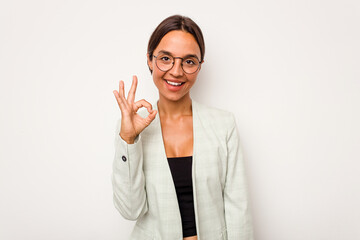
[157,50,200,60]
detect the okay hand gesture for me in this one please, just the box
[113,75,157,144]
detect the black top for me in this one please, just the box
[167,156,197,237]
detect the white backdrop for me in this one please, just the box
[1,0,359,239]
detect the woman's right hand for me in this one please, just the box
[113,75,157,144]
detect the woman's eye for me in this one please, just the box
[185,59,195,65]
[160,56,171,61]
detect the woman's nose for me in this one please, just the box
[169,58,184,77]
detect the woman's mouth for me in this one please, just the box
[164,79,185,91]
[165,80,185,86]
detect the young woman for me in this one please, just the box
[112,15,253,240]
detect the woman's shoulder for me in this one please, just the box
[193,100,236,127]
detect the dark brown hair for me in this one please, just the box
[147,15,205,73]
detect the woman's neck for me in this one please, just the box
[157,94,192,118]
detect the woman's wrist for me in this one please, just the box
[119,133,136,144]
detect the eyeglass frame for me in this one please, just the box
[152,52,203,74]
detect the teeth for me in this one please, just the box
[166,80,182,86]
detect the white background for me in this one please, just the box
[1,0,359,239]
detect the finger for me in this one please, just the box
[127,75,138,103]
[143,109,157,126]
[133,99,153,112]
[118,80,127,102]
[113,90,127,112]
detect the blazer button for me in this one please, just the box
[122,156,127,162]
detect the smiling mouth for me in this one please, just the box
[165,80,185,86]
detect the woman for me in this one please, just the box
[112,15,253,240]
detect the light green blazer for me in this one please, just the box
[112,100,253,240]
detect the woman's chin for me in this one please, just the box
[159,92,190,103]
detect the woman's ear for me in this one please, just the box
[198,59,204,71]
[146,53,153,71]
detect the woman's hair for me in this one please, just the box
[147,14,205,74]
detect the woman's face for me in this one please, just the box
[147,30,202,102]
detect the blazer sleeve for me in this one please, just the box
[111,118,148,220]
[224,114,254,239]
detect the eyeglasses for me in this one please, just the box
[153,53,201,74]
